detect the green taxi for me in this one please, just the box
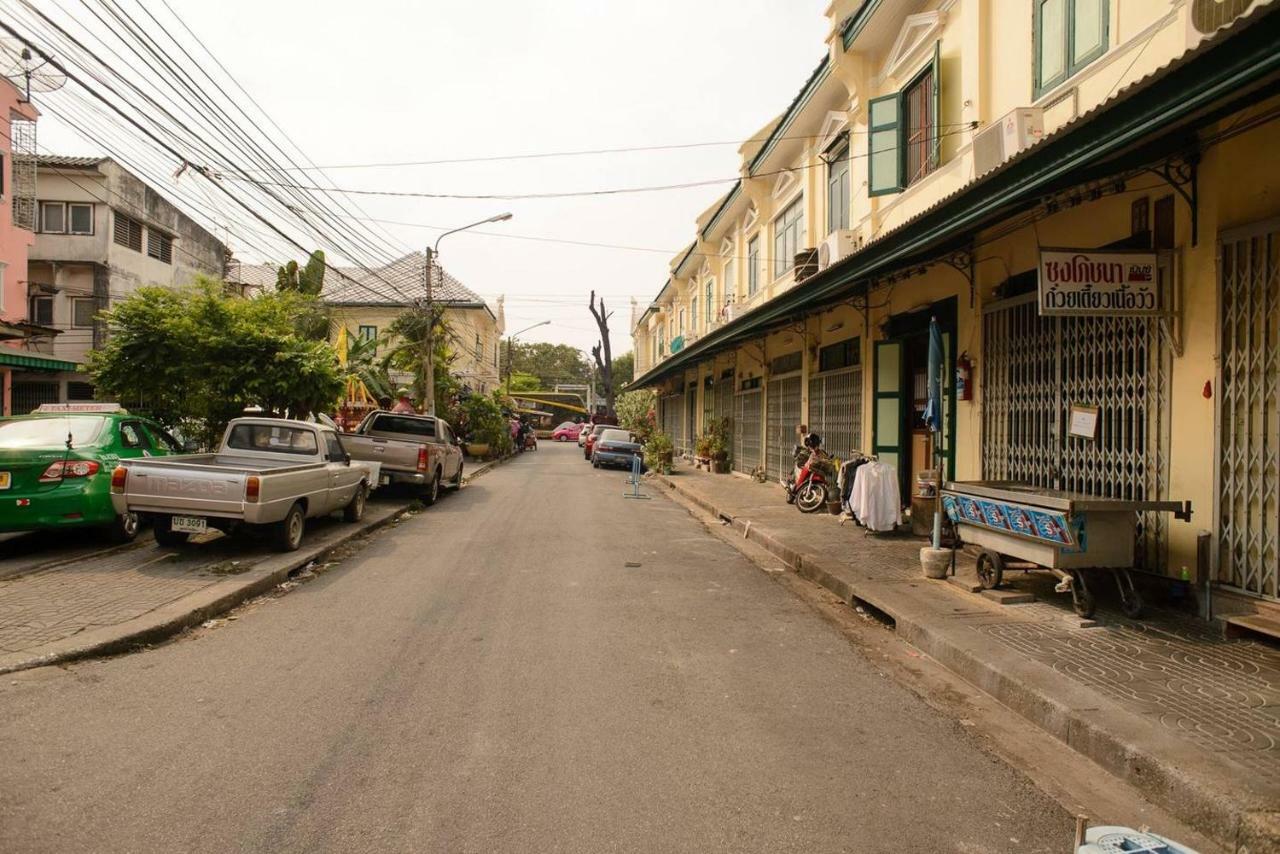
[0,403,184,542]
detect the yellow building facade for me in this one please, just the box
[632,0,1280,622]
[324,253,505,395]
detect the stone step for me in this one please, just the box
[981,587,1037,605]
[1225,613,1280,642]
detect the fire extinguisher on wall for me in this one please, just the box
[956,352,974,401]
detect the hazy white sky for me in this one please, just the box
[35,0,830,359]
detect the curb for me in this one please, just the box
[0,500,412,676]
[654,474,1279,853]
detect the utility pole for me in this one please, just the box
[422,246,435,415]
[419,212,513,416]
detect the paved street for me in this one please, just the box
[0,443,1072,853]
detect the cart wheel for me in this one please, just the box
[1117,570,1144,619]
[1070,570,1096,618]
[976,551,1004,590]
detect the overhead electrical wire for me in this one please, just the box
[229,123,980,173]
[2,4,421,305]
[221,127,977,201]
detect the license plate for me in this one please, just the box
[0,472,9,490]
[171,516,207,534]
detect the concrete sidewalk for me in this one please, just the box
[0,456,509,676]
[653,464,1280,853]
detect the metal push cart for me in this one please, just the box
[941,481,1192,619]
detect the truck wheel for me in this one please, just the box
[274,502,305,552]
[153,517,190,549]
[422,472,440,506]
[106,511,140,544]
[343,483,368,523]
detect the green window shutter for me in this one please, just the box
[931,41,941,169]
[868,94,903,196]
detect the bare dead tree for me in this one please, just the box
[588,290,615,415]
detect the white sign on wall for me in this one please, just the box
[1038,249,1162,316]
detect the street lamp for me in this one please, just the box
[504,320,551,394]
[422,212,514,414]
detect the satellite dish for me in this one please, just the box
[0,38,67,101]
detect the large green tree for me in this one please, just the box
[607,351,634,391]
[88,279,344,447]
[499,342,591,390]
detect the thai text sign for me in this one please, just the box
[1038,249,1161,316]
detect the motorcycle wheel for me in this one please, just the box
[795,481,827,513]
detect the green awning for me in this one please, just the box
[633,5,1280,390]
[0,351,81,372]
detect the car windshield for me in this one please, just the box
[369,414,435,438]
[0,416,107,449]
[556,421,576,430]
[591,425,609,435]
[599,429,633,444]
[226,423,319,455]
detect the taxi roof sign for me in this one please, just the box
[34,402,124,414]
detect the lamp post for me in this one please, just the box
[422,212,513,415]
[504,320,551,395]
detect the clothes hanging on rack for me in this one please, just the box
[839,456,870,512]
[850,460,902,532]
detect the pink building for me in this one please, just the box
[0,78,67,415]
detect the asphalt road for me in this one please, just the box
[0,443,1073,853]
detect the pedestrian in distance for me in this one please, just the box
[391,388,416,414]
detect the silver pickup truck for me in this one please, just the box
[341,410,464,505]
[110,418,375,552]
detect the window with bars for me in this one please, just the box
[113,211,142,252]
[147,229,173,264]
[747,238,760,295]
[868,44,941,195]
[704,280,713,324]
[358,324,377,341]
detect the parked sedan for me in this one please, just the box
[0,403,183,542]
[551,421,582,442]
[591,428,644,470]
[582,424,610,460]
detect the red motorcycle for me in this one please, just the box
[783,433,833,513]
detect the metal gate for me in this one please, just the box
[809,368,862,458]
[766,375,802,483]
[11,381,59,414]
[660,392,684,454]
[982,293,1171,571]
[734,389,762,474]
[684,385,697,455]
[1218,220,1279,601]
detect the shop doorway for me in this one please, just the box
[873,300,955,503]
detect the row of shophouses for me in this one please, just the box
[630,0,1280,621]
[0,84,505,414]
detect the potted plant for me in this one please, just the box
[644,431,675,475]
[708,418,732,473]
[694,432,713,470]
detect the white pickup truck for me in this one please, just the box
[110,418,375,552]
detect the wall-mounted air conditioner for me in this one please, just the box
[818,229,862,271]
[973,108,1044,177]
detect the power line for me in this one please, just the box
[229,123,980,173]
[219,127,976,201]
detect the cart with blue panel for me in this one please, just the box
[941,481,1192,619]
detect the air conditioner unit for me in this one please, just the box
[1188,0,1263,46]
[973,108,1044,177]
[818,229,862,270]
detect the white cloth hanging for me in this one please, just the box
[850,461,902,532]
